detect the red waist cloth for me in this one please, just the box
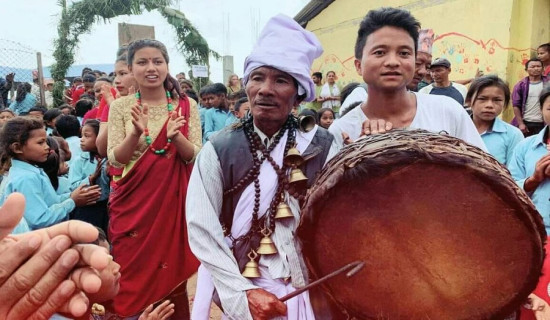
[108,97,199,316]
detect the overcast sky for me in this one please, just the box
[2,0,309,82]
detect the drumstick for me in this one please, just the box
[279,260,365,302]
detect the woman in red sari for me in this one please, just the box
[107,39,201,319]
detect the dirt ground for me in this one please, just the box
[188,273,223,319]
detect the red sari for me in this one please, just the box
[109,97,199,317]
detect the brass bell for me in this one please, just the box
[275,200,293,219]
[289,168,308,184]
[284,147,304,167]
[257,229,278,255]
[298,115,316,133]
[242,251,261,278]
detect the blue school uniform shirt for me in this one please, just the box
[9,94,37,115]
[204,107,230,141]
[225,113,237,127]
[480,118,523,166]
[65,136,82,167]
[57,176,71,195]
[508,126,550,233]
[0,160,75,234]
[199,106,207,135]
[68,152,110,201]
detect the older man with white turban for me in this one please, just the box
[186,14,335,320]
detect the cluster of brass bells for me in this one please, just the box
[284,146,308,185]
[242,229,279,278]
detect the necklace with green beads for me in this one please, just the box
[135,90,174,155]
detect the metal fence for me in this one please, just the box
[0,39,45,105]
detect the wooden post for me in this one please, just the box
[36,52,46,106]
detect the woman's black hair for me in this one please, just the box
[38,137,60,190]
[83,119,100,136]
[15,83,31,103]
[465,75,511,107]
[0,117,45,174]
[127,39,185,100]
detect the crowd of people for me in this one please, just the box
[0,5,550,320]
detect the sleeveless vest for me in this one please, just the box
[210,125,333,232]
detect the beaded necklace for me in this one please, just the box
[225,115,301,247]
[135,90,174,155]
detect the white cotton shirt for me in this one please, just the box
[524,81,544,122]
[329,92,487,153]
[340,86,368,116]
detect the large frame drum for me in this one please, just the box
[299,130,546,319]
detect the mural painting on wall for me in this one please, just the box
[313,31,533,86]
[432,32,532,81]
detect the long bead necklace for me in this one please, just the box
[135,90,174,155]
[225,115,296,244]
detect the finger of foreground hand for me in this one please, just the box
[8,250,79,318]
[0,235,41,286]
[69,267,102,294]
[37,220,99,245]
[25,280,76,320]
[0,193,26,240]
[376,119,387,134]
[57,290,90,318]
[0,235,71,306]
[73,244,110,271]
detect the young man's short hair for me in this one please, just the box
[355,7,421,59]
[199,85,211,98]
[312,72,322,80]
[210,83,228,96]
[55,115,81,138]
